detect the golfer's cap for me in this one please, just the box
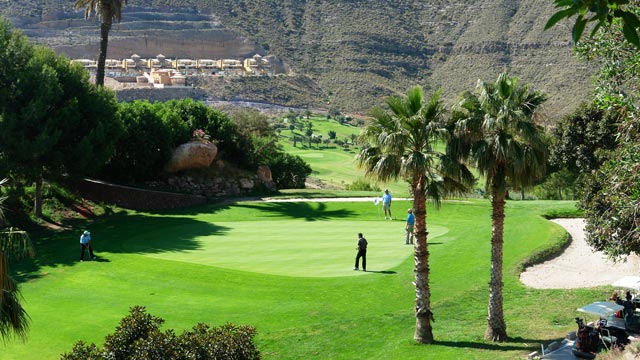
[84,230,90,235]
[408,208,412,212]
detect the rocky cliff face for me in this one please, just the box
[0,0,593,119]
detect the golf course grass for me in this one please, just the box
[4,198,609,359]
[278,117,411,196]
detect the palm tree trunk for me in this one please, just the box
[34,175,43,218]
[485,180,507,342]
[413,176,434,343]
[96,19,112,87]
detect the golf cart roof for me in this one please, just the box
[612,276,640,291]
[577,301,624,317]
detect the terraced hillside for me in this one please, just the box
[0,0,594,119]
[4,5,260,59]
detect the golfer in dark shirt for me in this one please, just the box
[354,233,367,271]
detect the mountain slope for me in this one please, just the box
[0,0,593,118]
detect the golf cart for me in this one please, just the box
[609,276,640,333]
[612,276,640,307]
[573,301,625,359]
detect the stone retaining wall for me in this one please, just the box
[115,87,207,103]
[75,179,207,211]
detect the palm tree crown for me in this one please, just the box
[75,0,127,86]
[75,0,126,23]
[451,72,549,192]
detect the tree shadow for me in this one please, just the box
[139,200,235,216]
[12,213,230,283]
[434,336,548,352]
[232,201,355,221]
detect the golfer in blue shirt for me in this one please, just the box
[405,209,415,245]
[382,189,392,220]
[80,230,96,261]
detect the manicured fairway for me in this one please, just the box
[4,199,604,360]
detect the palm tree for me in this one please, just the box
[357,86,474,343]
[75,0,128,86]
[0,178,33,341]
[449,72,548,342]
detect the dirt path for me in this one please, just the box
[520,218,640,289]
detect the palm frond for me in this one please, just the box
[0,178,33,342]
[0,263,30,342]
[74,0,127,22]
[405,86,424,115]
[0,229,33,261]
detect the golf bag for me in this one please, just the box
[575,318,599,354]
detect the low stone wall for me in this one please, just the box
[146,173,273,198]
[115,87,207,103]
[75,179,207,211]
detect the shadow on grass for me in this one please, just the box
[140,200,235,216]
[12,213,230,283]
[232,201,355,221]
[435,336,545,352]
[89,256,111,263]
[366,270,397,275]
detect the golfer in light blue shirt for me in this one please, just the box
[79,230,96,261]
[405,209,415,245]
[382,189,392,220]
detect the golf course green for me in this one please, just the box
[4,198,603,359]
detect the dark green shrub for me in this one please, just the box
[176,323,259,360]
[102,306,165,359]
[61,306,260,360]
[345,178,381,192]
[60,341,101,360]
[100,101,173,183]
[267,153,312,189]
[153,102,191,146]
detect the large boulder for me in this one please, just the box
[257,165,276,191]
[164,140,217,173]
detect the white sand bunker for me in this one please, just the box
[520,218,640,289]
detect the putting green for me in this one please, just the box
[137,220,448,277]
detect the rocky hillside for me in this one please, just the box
[0,0,594,119]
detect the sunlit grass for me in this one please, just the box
[5,199,600,360]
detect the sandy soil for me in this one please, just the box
[520,218,640,289]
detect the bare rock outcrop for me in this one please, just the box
[257,165,276,191]
[164,141,217,173]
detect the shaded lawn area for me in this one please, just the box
[4,199,607,359]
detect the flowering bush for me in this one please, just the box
[192,128,210,141]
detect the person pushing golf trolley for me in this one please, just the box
[80,230,96,262]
